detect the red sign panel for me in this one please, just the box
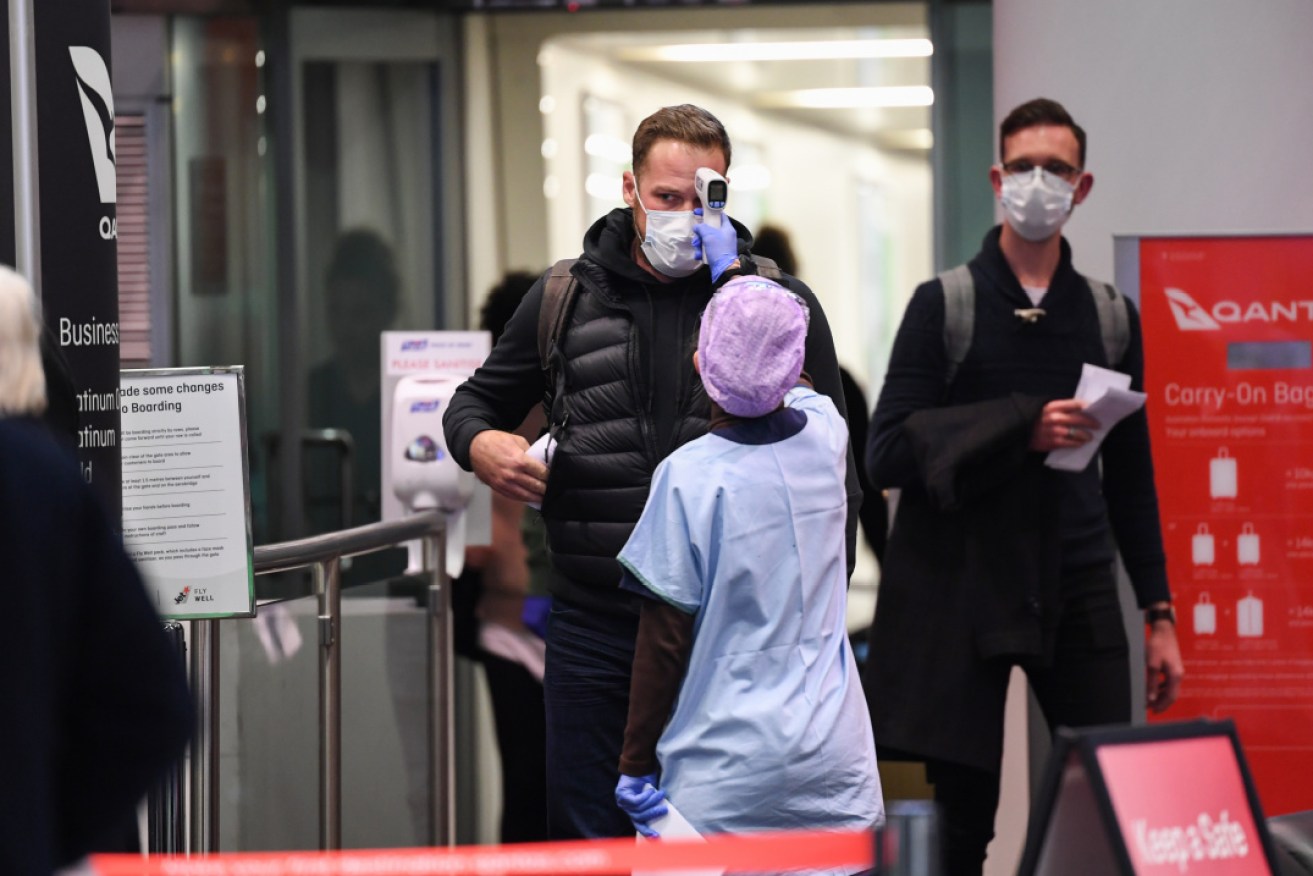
[1098,736,1270,874]
[1138,235,1313,815]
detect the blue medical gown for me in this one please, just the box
[619,386,883,847]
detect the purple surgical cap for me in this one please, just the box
[698,275,809,418]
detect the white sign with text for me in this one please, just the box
[120,368,255,619]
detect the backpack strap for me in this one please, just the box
[1086,277,1130,368]
[750,254,783,280]
[537,258,580,372]
[936,265,1131,382]
[939,264,975,386]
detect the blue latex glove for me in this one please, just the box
[520,595,550,640]
[692,207,740,283]
[615,773,668,838]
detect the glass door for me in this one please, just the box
[219,6,474,855]
[282,7,465,543]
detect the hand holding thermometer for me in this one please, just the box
[693,167,728,234]
[692,167,738,279]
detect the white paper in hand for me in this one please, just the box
[1046,364,1146,472]
[633,795,724,876]
[523,433,554,510]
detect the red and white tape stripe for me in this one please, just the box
[91,828,875,875]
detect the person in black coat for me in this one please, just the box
[0,266,194,875]
[865,99,1184,875]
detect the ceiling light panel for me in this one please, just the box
[755,86,934,110]
[617,38,933,64]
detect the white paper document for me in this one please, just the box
[523,432,555,511]
[526,431,555,467]
[1045,363,1146,472]
[633,796,724,876]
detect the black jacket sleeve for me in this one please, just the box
[902,394,1047,511]
[866,279,952,490]
[840,367,887,563]
[442,273,551,470]
[56,486,194,863]
[1097,298,1170,606]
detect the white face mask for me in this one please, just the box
[634,189,701,278]
[999,167,1076,242]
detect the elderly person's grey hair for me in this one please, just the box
[0,265,47,416]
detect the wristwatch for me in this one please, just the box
[1146,605,1176,626]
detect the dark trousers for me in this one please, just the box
[929,564,1131,876]
[481,651,549,843]
[543,599,639,839]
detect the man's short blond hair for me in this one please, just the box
[0,265,47,416]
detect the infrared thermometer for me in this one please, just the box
[694,167,728,230]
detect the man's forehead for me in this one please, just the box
[637,139,727,178]
[1002,123,1080,159]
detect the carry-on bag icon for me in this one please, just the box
[1210,447,1237,498]
[1191,524,1215,566]
[1237,523,1260,566]
[1193,592,1216,635]
[1237,591,1263,637]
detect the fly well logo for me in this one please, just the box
[69,46,117,238]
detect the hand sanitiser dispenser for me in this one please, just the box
[390,374,475,577]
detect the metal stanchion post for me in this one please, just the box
[875,800,941,876]
[9,0,42,287]
[150,622,187,853]
[424,527,454,846]
[189,619,220,853]
[316,556,343,850]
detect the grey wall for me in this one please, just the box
[994,0,1313,283]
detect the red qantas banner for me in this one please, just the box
[1138,235,1313,815]
[1097,736,1270,874]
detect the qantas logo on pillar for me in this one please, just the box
[69,46,118,240]
[1165,287,1313,331]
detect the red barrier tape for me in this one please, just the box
[90,828,874,875]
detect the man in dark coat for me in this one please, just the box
[864,98,1184,875]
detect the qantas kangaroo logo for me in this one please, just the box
[1164,287,1221,331]
[69,46,116,205]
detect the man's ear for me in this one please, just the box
[622,170,637,209]
[1073,171,1095,206]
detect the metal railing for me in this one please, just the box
[185,511,452,853]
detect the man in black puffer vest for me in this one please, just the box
[443,104,859,840]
